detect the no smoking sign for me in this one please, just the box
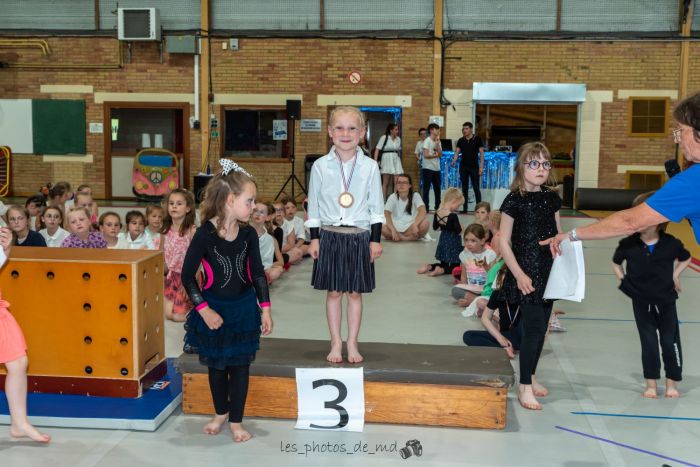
[348,70,362,85]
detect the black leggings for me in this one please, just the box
[519,302,553,385]
[421,169,441,211]
[632,300,682,381]
[460,168,481,206]
[208,365,250,423]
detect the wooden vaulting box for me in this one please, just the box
[0,247,166,397]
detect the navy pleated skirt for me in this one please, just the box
[183,289,261,370]
[311,226,375,293]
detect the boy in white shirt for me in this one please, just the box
[281,196,308,256]
[422,123,443,211]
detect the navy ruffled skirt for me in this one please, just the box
[184,290,261,370]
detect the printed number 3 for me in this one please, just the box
[309,379,349,429]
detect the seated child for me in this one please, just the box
[25,195,45,231]
[61,207,107,248]
[98,211,123,249]
[417,187,464,276]
[272,201,302,265]
[6,206,46,247]
[117,210,155,250]
[281,197,307,260]
[473,201,491,241]
[463,290,522,360]
[250,202,285,284]
[72,191,98,227]
[39,206,69,247]
[451,223,497,307]
[145,204,164,249]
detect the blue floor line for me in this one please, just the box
[571,412,700,422]
[556,425,700,467]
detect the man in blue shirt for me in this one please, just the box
[545,92,700,250]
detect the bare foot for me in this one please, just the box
[531,377,549,397]
[230,423,252,443]
[457,298,470,307]
[416,265,430,274]
[642,379,658,399]
[346,341,364,364]
[10,423,51,443]
[427,266,444,277]
[203,414,228,435]
[518,385,542,410]
[327,341,343,363]
[665,379,680,398]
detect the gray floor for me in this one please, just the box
[3,215,700,466]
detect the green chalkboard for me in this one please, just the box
[32,99,86,155]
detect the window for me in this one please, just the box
[628,98,669,137]
[223,108,289,158]
[110,108,184,154]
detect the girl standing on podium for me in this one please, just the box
[306,106,385,364]
[181,160,273,443]
[0,227,51,443]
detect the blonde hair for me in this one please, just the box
[489,210,502,230]
[329,106,366,129]
[67,206,91,221]
[439,187,465,210]
[510,141,557,194]
[200,160,256,233]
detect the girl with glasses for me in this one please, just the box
[6,206,46,247]
[499,141,562,411]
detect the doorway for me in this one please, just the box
[104,102,189,199]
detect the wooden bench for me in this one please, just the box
[177,338,514,429]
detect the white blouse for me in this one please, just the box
[305,147,386,231]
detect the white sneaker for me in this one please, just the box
[421,233,433,242]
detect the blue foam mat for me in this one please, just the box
[0,359,182,431]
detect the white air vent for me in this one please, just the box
[118,8,161,41]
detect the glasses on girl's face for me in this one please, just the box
[524,160,552,171]
[253,209,267,215]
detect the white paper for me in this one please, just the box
[0,246,6,269]
[543,239,586,302]
[295,367,365,432]
[273,120,288,140]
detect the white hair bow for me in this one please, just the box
[220,159,251,177]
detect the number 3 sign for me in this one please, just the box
[295,368,365,432]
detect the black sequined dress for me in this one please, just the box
[500,187,561,305]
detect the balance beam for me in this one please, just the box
[177,338,514,429]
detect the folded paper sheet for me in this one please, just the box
[543,239,585,302]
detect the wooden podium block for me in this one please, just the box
[0,247,166,398]
[178,339,513,429]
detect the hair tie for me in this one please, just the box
[220,159,251,177]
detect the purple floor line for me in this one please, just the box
[555,426,700,467]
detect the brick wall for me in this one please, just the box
[1,36,696,197]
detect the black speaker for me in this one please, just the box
[194,174,213,203]
[286,99,301,120]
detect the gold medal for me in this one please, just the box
[338,191,354,208]
[336,149,359,209]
